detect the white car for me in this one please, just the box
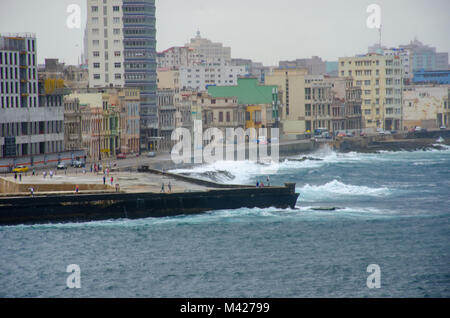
[415,126,423,132]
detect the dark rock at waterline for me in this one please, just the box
[288,156,323,162]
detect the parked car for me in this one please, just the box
[146,152,156,158]
[72,160,85,168]
[117,153,127,160]
[337,133,347,138]
[57,163,67,170]
[360,132,368,137]
[440,126,447,130]
[12,165,29,173]
[415,126,423,132]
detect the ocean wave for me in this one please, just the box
[297,180,391,199]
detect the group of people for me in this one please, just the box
[160,182,172,193]
[256,176,271,188]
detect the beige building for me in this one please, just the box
[63,97,82,151]
[185,31,231,64]
[339,53,404,131]
[118,89,140,155]
[265,69,333,136]
[403,85,450,129]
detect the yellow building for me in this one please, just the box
[265,69,333,136]
[338,53,403,130]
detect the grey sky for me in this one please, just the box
[1,0,449,66]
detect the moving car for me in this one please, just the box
[12,165,29,173]
[440,126,447,130]
[57,163,67,170]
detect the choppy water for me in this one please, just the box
[1,146,449,297]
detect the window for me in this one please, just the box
[91,6,98,12]
[113,29,120,35]
[93,63,100,68]
[219,112,223,122]
[115,74,121,79]
[92,17,99,24]
[114,51,121,57]
[92,28,99,35]
[92,40,99,46]
[114,17,121,24]
[114,62,121,68]
[94,74,100,79]
[113,6,120,12]
[93,51,100,57]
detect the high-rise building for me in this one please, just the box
[0,34,64,158]
[279,56,327,75]
[339,53,404,131]
[399,39,449,71]
[86,0,157,152]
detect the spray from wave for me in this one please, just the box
[298,180,391,200]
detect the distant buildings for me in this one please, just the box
[185,31,231,64]
[63,96,82,151]
[413,69,450,85]
[403,85,449,129]
[339,53,404,131]
[179,63,248,91]
[0,34,64,158]
[157,46,203,69]
[393,39,448,72]
[279,56,327,75]
[86,0,157,152]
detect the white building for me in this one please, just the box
[157,46,204,69]
[185,31,231,65]
[0,33,64,157]
[86,0,125,88]
[179,63,248,91]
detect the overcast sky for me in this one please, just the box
[0,0,449,66]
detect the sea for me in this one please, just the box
[1,145,449,297]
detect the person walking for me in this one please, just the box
[32,168,35,176]
[103,175,106,185]
[29,187,34,197]
[256,181,259,188]
[75,185,79,194]
[110,176,114,186]
[14,173,17,181]
[168,182,172,193]
[19,173,22,182]
[266,176,270,187]
[160,183,165,193]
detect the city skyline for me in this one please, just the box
[0,0,449,66]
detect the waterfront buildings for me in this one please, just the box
[86,0,157,152]
[63,96,82,151]
[338,53,404,131]
[403,85,450,129]
[323,77,362,133]
[265,68,334,137]
[118,88,140,155]
[0,34,64,158]
[68,92,121,160]
[207,77,279,131]
[157,89,176,152]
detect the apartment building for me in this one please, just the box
[64,97,82,151]
[157,46,204,69]
[157,89,176,152]
[0,34,64,158]
[265,69,333,136]
[185,31,231,64]
[179,63,248,92]
[339,53,403,131]
[86,0,157,152]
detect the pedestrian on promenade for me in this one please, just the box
[32,168,35,176]
[50,170,53,179]
[266,176,270,186]
[103,175,106,185]
[261,182,265,188]
[75,185,79,194]
[168,182,172,193]
[29,187,34,197]
[256,181,259,188]
[43,171,47,179]
[161,183,165,193]
[14,173,17,181]
[90,165,93,173]
[111,176,114,186]
[19,173,22,182]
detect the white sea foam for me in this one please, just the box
[298,180,391,199]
